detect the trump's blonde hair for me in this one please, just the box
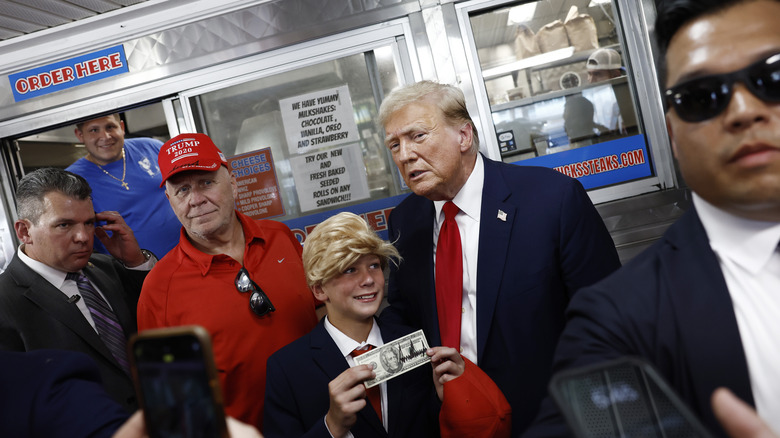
[377,80,480,154]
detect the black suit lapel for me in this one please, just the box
[397,198,439,345]
[662,208,754,420]
[310,320,389,437]
[10,258,115,364]
[310,321,351,381]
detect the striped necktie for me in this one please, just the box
[67,272,130,374]
[351,345,382,422]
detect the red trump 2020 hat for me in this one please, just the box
[158,133,228,187]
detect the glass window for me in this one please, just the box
[15,102,169,173]
[191,47,404,222]
[467,0,653,190]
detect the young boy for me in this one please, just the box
[263,212,510,438]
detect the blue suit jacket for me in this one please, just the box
[263,319,439,438]
[0,349,129,438]
[525,206,752,438]
[381,157,621,436]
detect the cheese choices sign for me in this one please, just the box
[229,149,285,219]
[10,45,129,102]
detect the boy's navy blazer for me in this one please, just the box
[263,318,439,438]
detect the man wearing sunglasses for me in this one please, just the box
[524,0,780,436]
[136,133,319,430]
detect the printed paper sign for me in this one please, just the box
[229,148,285,219]
[279,85,360,155]
[290,144,369,213]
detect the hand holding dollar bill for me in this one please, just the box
[353,329,431,388]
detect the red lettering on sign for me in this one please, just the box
[291,228,306,244]
[74,62,88,78]
[28,76,41,91]
[87,59,101,75]
[51,69,64,85]
[363,210,382,231]
[62,66,75,82]
[109,53,123,68]
[38,72,52,88]
[98,56,110,71]
[14,79,29,94]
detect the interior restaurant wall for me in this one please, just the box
[0,0,689,268]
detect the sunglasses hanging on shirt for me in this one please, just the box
[664,52,780,123]
[235,267,276,317]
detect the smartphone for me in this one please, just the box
[128,325,229,438]
[548,357,713,438]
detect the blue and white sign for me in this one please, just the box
[284,194,408,244]
[516,134,653,189]
[10,45,129,102]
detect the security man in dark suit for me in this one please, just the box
[525,0,780,435]
[0,167,154,412]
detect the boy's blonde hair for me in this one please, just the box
[302,212,400,287]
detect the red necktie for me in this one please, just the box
[435,201,463,349]
[351,345,382,422]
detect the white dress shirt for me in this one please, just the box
[694,194,780,434]
[323,316,388,435]
[17,244,155,332]
[433,154,484,364]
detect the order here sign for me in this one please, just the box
[9,45,129,102]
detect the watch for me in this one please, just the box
[124,249,155,267]
[140,249,154,262]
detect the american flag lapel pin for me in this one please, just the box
[497,209,507,222]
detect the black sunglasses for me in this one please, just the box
[235,267,275,317]
[664,53,780,123]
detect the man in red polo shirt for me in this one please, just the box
[137,133,318,429]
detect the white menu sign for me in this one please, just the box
[280,85,360,155]
[290,143,370,213]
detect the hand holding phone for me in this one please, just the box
[111,412,263,438]
[128,326,228,438]
[548,357,713,438]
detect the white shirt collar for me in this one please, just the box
[693,193,780,274]
[323,316,384,359]
[434,154,484,223]
[17,244,72,288]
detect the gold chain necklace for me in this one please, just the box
[95,148,129,190]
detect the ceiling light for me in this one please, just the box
[507,3,538,25]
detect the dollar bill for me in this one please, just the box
[353,329,430,388]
